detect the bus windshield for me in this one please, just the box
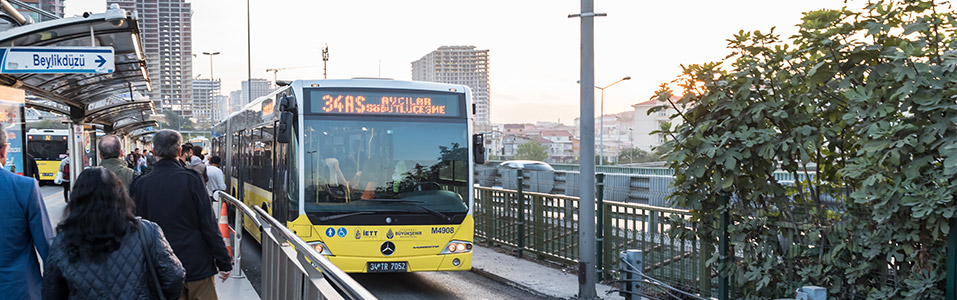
[299,117,469,217]
[28,140,68,161]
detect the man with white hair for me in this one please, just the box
[0,123,54,300]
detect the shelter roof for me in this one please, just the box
[0,6,152,130]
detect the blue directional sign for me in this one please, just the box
[0,47,114,74]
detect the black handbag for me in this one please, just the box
[137,220,167,300]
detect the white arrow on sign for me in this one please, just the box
[0,47,115,74]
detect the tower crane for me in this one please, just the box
[265,66,312,83]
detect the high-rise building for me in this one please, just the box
[412,45,491,131]
[241,78,272,105]
[228,90,243,112]
[212,95,227,123]
[108,0,193,118]
[191,78,220,127]
[11,0,64,22]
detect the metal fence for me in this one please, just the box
[542,161,812,182]
[473,186,713,297]
[215,191,377,300]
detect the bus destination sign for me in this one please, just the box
[309,89,461,117]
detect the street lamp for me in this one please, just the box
[202,51,220,80]
[585,76,630,165]
[628,128,634,164]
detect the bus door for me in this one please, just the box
[269,121,288,223]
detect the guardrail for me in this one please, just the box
[214,191,377,300]
[473,186,713,297]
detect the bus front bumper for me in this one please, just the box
[326,252,472,273]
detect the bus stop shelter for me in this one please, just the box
[0,5,153,183]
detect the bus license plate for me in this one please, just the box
[367,262,407,273]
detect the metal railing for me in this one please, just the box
[473,186,712,296]
[214,191,377,300]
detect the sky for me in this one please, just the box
[66,0,848,125]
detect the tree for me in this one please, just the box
[594,154,611,165]
[515,140,548,162]
[162,111,193,131]
[617,147,659,164]
[652,1,956,298]
[28,119,68,130]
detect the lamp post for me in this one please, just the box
[595,76,630,165]
[628,128,634,164]
[202,51,220,80]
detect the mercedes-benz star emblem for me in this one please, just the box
[380,241,396,256]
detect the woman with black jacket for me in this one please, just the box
[42,167,185,300]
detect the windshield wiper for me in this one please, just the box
[317,211,374,222]
[359,199,452,222]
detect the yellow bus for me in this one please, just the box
[212,79,484,273]
[26,129,69,182]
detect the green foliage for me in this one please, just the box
[162,111,194,131]
[28,119,68,130]
[595,154,612,165]
[515,140,548,162]
[653,1,957,298]
[617,147,661,164]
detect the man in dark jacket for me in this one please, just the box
[130,129,231,300]
[0,124,54,300]
[97,135,135,189]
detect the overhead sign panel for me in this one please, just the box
[0,47,115,74]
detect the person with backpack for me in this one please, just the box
[55,155,71,202]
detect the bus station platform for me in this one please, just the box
[215,276,259,300]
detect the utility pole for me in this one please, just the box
[569,1,604,299]
[322,44,330,79]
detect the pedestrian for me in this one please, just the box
[55,154,71,202]
[137,154,148,175]
[98,135,135,189]
[190,145,208,183]
[126,150,137,169]
[206,156,226,206]
[179,143,193,168]
[145,149,157,174]
[0,123,54,300]
[191,145,204,164]
[23,152,39,182]
[130,130,231,300]
[42,167,185,300]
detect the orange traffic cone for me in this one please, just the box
[219,202,233,258]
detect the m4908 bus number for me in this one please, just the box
[432,227,454,234]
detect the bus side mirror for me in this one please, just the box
[277,111,293,144]
[279,93,297,113]
[473,133,486,165]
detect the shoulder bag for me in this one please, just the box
[137,220,167,300]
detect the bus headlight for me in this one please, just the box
[308,241,333,255]
[440,241,472,254]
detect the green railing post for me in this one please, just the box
[947,216,956,300]
[699,221,713,297]
[719,192,730,300]
[596,173,605,280]
[517,169,525,259]
[602,202,613,281]
[533,194,544,257]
